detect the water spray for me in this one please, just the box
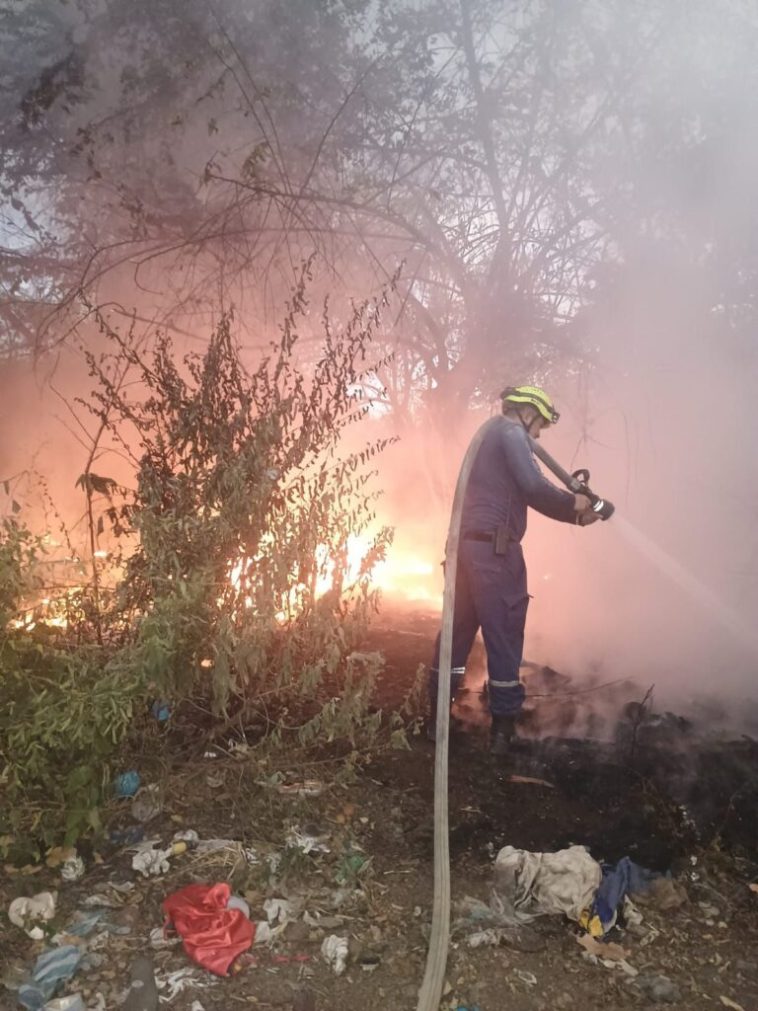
[528,437,615,520]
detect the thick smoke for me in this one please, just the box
[3,0,758,731]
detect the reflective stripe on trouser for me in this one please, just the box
[428,538,529,717]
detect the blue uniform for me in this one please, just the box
[430,416,576,717]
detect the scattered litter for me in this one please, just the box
[623,896,644,927]
[358,953,381,972]
[132,839,190,878]
[335,850,369,883]
[513,969,537,986]
[303,911,345,930]
[61,852,85,882]
[577,934,629,962]
[286,827,330,854]
[720,997,745,1011]
[17,945,83,1010]
[9,892,57,939]
[173,829,200,844]
[466,928,504,948]
[263,897,293,926]
[276,780,324,797]
[41,996,85,1011]
[131,784,163,823]
[226,895,250,919]
[582,950,638,977]
[253,921,273,944]
[150,700,171,723]
[149,926,180,950]
[81,894,121,909]
[63,910,107,937]
[162,883,255,976]
[132,847,171,878]
[154,967,214,1002]
[583,856,660,935]
[109,880,136,895]
[114,771,141,798]
[168,833,257,863]
[494,845,602,924]
[321,934,348,975]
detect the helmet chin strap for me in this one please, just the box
[513,406,533,434]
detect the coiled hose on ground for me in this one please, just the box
[415,416,503,1011]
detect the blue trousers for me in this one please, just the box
[429,538,529,717]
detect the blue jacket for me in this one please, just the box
[461,417,576,541]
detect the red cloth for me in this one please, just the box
[162,883,255,976]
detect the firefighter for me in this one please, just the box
[427,385,600,755]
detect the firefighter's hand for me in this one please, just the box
[576,510,600,526]
[573,493,600,526]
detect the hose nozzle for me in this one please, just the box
[591,497,615,520]
[527,440,615,521]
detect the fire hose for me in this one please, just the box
[415,416,614,1011]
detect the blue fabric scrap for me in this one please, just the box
[17,945,83,1010]
[592,856,662,931]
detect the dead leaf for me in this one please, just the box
[577,934,629,961]
[719,996,745,1011]
[45,846,76,868]
[508,774,555,788]
[4,863,43,877]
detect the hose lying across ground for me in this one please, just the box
[415,417,502,1011]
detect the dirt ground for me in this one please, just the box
[3,603,758,1011]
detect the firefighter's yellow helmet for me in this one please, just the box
[501,385,560,424]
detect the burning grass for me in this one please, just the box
[0,274,412,857]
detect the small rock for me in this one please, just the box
[635,973,681,1004]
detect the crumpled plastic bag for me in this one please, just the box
[132,846,171,878]
[163,883,255,976]
[321,934,348,975]
[493,844,602,923]
[9,892,57,940]
[17,946,83,1010]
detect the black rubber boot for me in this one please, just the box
[490,714,517,756]
[426,698,459,742]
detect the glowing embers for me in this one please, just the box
[10,588,84,631]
